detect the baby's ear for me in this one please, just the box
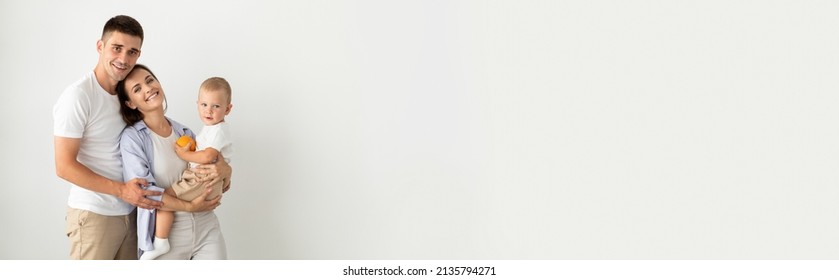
[225,103,233,115]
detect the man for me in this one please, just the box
[53,15,228,260]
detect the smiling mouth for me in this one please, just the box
[145,92,158,101]
[113,63,128,71]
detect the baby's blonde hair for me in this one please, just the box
[200,77,232,103]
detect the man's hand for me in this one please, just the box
[117,178,163,210]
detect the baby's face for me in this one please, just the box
[196,89,231,126]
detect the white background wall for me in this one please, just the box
[2,0,839,260]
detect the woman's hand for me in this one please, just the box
[191,154,232,190]
[186,187,222,212]
[222,180,232,193]
[160,186,221,212]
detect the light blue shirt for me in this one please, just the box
[119,117,195,258]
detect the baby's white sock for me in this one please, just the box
[139,238,171,260]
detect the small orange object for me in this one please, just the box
[176,135,196,151]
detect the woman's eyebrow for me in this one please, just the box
[131,75,153,91]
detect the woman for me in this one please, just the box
[117,64,231,260]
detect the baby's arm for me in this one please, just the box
[174,140,219,164]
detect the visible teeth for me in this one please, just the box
[146,93,158,101]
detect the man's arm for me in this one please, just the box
[55,136,162,209]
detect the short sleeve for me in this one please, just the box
[53,86,88,138]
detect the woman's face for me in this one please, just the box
[123,68,165,113]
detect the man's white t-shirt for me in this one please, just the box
[193,121,233,167]
[53,71,133,216]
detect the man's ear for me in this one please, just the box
[96,39,103,54]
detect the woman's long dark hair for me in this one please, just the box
[116,64,166,125]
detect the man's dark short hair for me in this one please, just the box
[102,15,144,43]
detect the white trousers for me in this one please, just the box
[156,211,227,260]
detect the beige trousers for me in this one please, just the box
[66,207,137,260]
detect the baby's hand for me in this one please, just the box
[174,137,195,155]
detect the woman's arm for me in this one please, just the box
[159,186,221,212]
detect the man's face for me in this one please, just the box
[96,31,142,83]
